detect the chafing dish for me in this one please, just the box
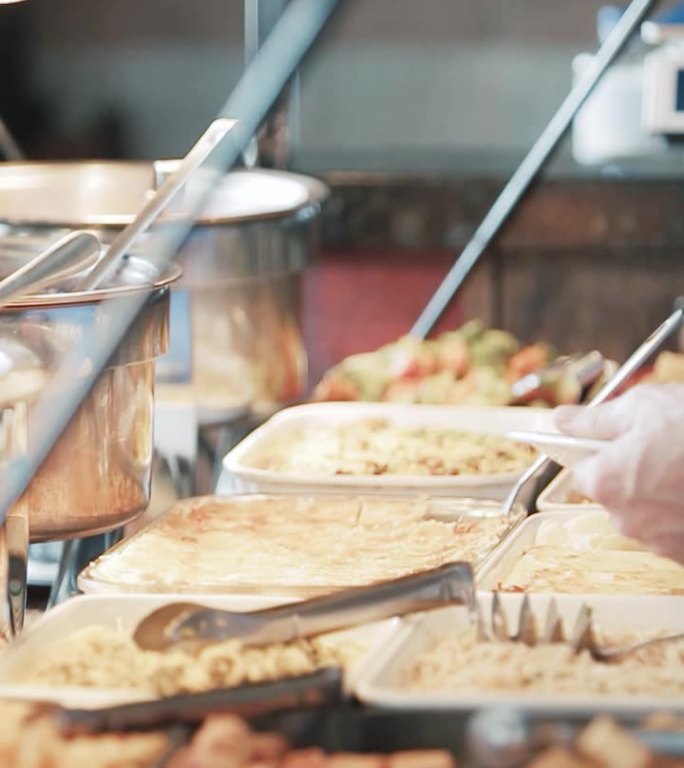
[0,162,327,423]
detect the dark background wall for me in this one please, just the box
[0,0,657,166]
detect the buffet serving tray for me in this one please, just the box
[475,509,684,595]
[477,509,592,592]
[222,402,551,500]
[536,468,604,513]
[0,594,399,708]
[78,494,524,597]
[355,594,684,716]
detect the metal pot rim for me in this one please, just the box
[0,262,182,309]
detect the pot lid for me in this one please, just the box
[0,163,325,229]
[193,168,313,224]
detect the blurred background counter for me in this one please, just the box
[3,0,682,388]
[1,0,683,397]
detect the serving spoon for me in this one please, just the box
[133,561,475,652]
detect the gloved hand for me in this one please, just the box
[552,383,684,564]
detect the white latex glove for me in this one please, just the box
[553,383,684,564]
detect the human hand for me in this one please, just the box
[552,383,684,563]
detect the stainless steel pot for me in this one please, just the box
[0,163,327,423]
[0,258,178,541]
[165,203,314,422]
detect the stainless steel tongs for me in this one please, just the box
[510,350,606,405]
[476,594,684,664]
[502,300,684,515]
[0,230,102,308]
[133,561,475,651]
[475,594,592,649]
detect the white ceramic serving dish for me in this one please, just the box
[222,402,552,500]
[355,594,684,715]
[476,509,684,595]
[0,594,399,709]
[536,469,604,513]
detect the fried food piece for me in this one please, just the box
[576,716,653,768]
[326,754,385,768]
[0,700,168,768]
[312,374,360,402]
[0,701,39,765]
[280,748,329,768]
[170,716,458,768]
[250,733,290,763]
[387,750,456,768]
[642,713,684,732]
[506,343,552,382]
[526,746,593,768]
[173,715,254,768]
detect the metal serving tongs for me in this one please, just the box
[0,230,102,308]
[510,350,606,406]
[502,300,684,515]
[133,561,475,652]
[478,594,684,664]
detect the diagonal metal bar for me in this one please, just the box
[0,117,22,161]
[411,0,661,339]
